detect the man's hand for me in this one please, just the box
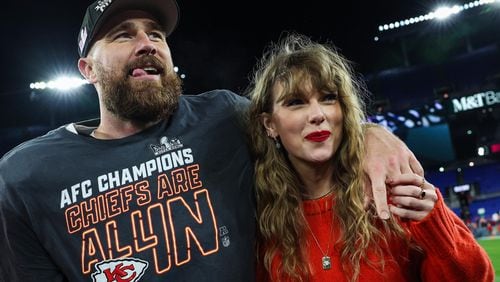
[363,123,424,219]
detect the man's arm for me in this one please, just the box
[362,123,424,219]
[0,175,65,282]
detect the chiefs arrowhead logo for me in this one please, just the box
[91,258,148,282]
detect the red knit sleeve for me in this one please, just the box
[407,189,494,281]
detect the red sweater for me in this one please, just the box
[258,190,494,281]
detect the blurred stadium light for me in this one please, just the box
[377,0,499,34]
[30,77,88,91]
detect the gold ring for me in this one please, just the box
[419,177,425,189]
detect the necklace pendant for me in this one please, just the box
[322,256,331,270]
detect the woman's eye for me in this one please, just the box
[323,92,338,102]
[284,98,304,107]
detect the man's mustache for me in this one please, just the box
[125,55,166,75]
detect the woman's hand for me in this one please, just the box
[387,173,438,221]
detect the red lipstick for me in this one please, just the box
[305,130,331,142]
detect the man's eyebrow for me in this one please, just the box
[106,21,135,36]
[145,21,166,35]
[105,20,166,37]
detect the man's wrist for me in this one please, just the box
[362,122,382,132]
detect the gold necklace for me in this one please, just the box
[301,186,334,200]
[303,202,334,270]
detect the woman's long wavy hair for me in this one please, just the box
[246,33,411,281]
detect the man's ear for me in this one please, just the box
[260,112,277,138]
[78,57,97,84]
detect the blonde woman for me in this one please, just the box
[247,33,493,281]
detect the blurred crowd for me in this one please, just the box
[466,211,500,238]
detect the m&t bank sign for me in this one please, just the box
[451,90,500,113]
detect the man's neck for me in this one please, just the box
[92,114,161,139]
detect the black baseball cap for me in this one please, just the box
[77,0,179,57]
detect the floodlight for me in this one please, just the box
[376,0,498,33]
[434,6,456,20]
[30,76,88,91]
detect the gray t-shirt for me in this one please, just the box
[0,90,255,282]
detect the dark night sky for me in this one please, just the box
[0,0,437,96]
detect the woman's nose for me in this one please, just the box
[309,102,326,125]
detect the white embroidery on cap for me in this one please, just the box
[78,27,88,53]
[95,0,113,13]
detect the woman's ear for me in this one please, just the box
[78,57,97,84]
[260,112,277,138]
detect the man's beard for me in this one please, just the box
[96,56,182,123]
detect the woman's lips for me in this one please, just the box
[305,130,331,142]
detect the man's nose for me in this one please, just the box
[135,32,157,56]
